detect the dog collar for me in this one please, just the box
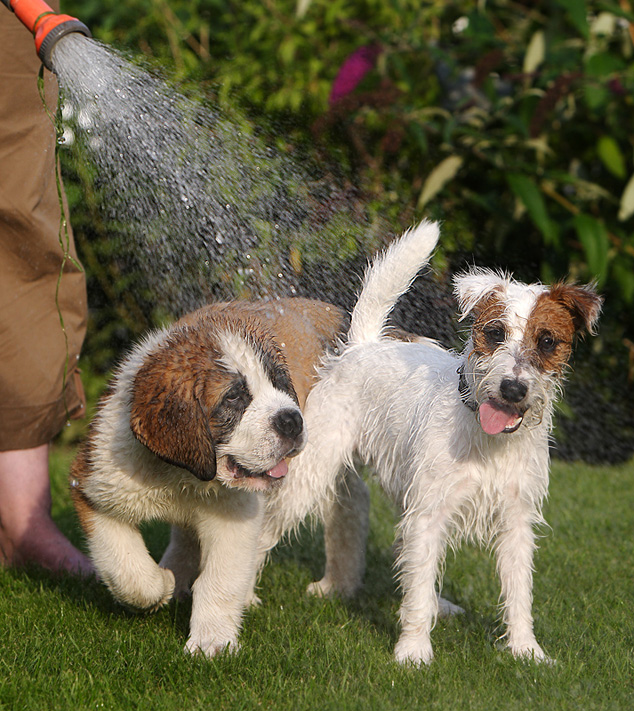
[457,365,477,412]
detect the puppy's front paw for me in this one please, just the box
[113,566,175,612]
[394,634,434,667]
[185,634,240,658]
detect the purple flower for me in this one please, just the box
[329,44,382,106]
[608,77,626,96]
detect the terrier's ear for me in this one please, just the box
[548,282,603,336]
[129,343,217,481]
[453,268,508,321]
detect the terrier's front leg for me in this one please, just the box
[393,510,451,666]
[495,499,549,663]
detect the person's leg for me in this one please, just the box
[0,444,94,575]
[0,7,91,579]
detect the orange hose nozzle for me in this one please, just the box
[2,0,91,71]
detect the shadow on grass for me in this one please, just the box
[262,519,505,656]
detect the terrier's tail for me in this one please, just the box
[347,220,440,345]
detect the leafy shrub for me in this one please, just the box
[64,0,634,303]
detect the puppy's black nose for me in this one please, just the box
[273,409,304,441]
[500,378,528,403]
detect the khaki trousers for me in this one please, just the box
[0,2,87,450]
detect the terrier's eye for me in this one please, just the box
[538,333,557,354]
[483,324,506,346]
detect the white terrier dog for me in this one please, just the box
[259,220,602,665]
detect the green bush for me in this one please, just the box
[63,0,634,309]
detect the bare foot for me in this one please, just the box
[7,516,95,576]
[0,444,95,576]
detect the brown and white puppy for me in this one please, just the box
[70,298,343,657]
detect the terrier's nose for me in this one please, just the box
[272,409,304,441]
[500,379,528,403]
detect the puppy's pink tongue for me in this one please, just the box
[267,460,288,479]
[479,401,517,435]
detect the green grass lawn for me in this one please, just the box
[1,448,633,710]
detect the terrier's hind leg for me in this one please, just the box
[307,465,370,599]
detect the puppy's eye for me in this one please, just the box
[483,324,505,346]
[223,379,249,405]
[538,333,557,354]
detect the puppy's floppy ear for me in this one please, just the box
[453,268,507,321]
[548,282,603,336]
[129,349,217,481]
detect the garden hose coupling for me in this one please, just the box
[1,0,91,71]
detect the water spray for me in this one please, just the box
[1,0,91,71]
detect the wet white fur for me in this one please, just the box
[80,325,303,657]
[215,330,307,482]
[258,220,559,665]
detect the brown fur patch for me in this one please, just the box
[546,283,603,335]
[69,443,98,535]
[470,294,507,356]
[523,293,577,375]
[177,298,344,408]
[523,284,602,375]
[129,326,235,480]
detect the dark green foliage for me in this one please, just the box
[62,0,634,290]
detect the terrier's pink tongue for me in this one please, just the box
[479,401,518,435]
[267,460,288,479]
